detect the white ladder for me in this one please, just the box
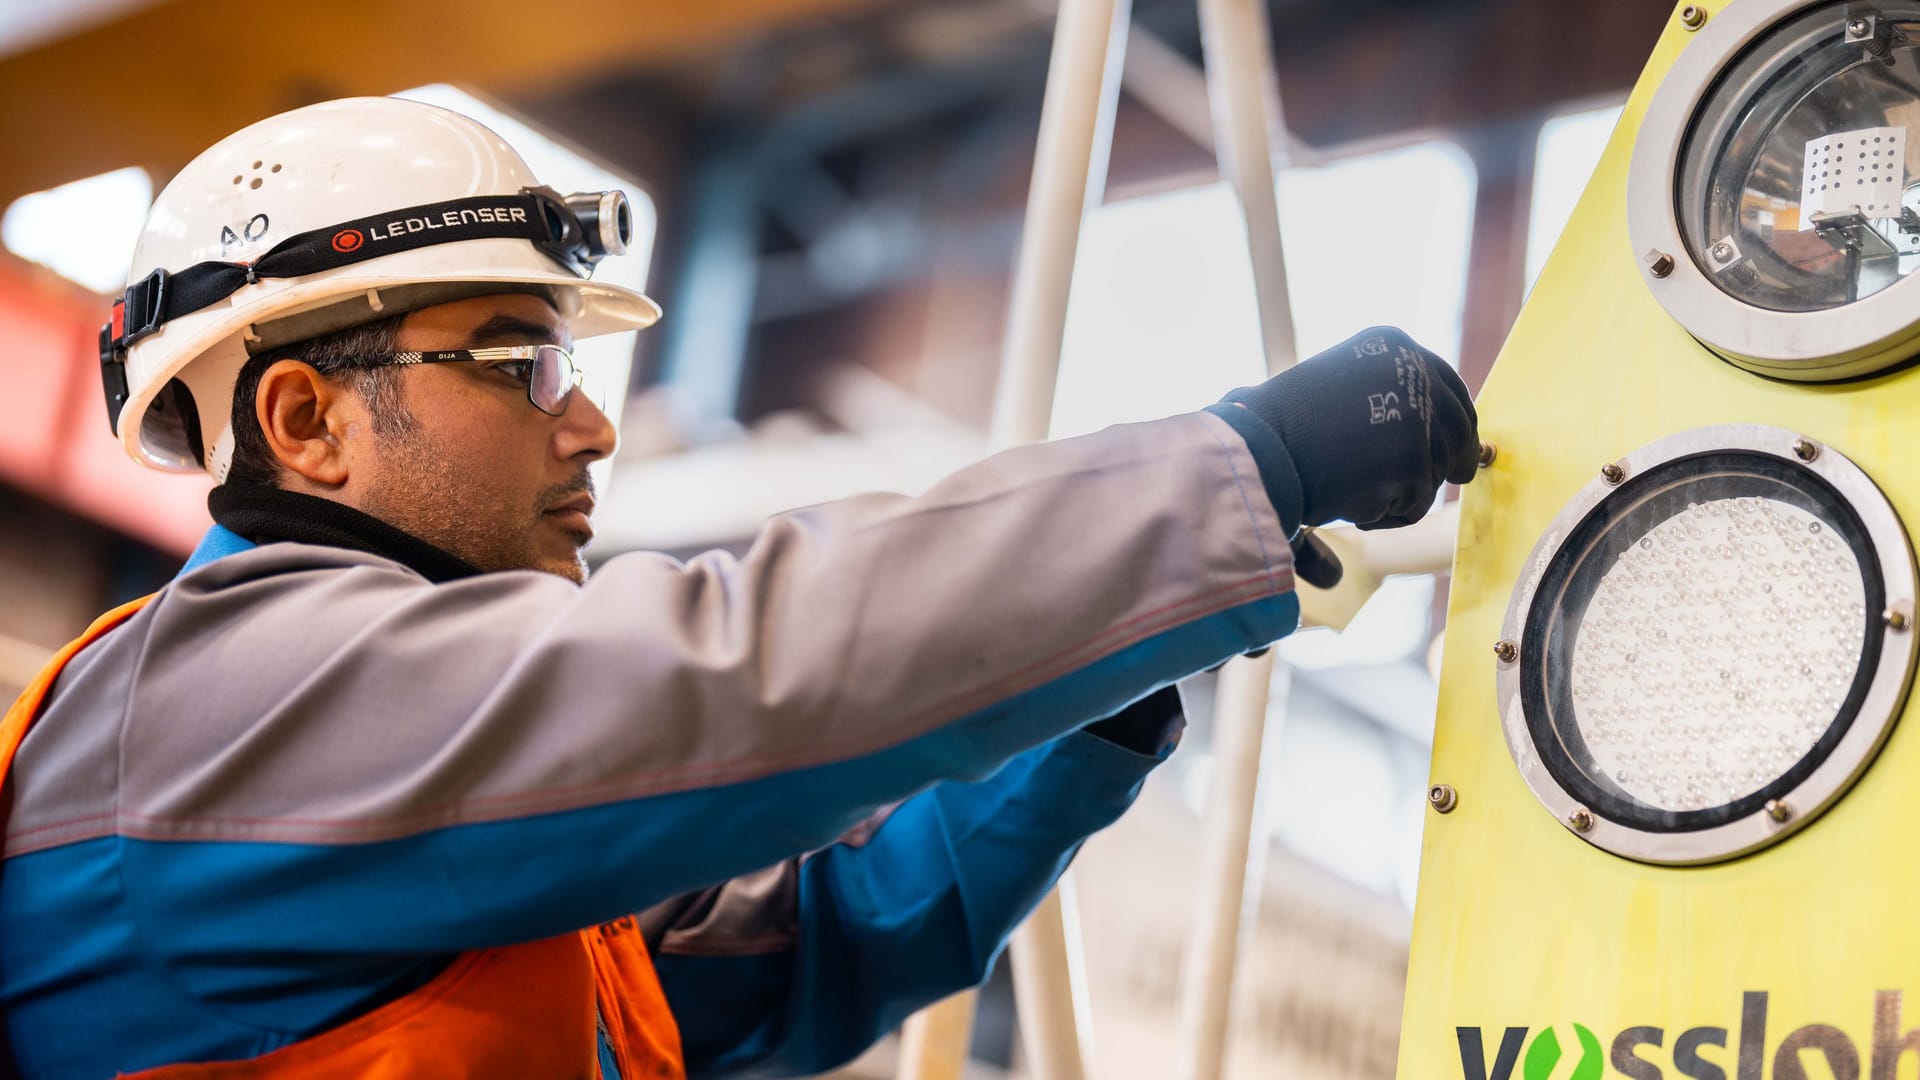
[895,2,1299,1079]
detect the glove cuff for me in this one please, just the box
[1204,403,1304,536]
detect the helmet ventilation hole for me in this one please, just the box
[237,161,277,189]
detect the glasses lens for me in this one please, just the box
[577,366,608,412]
[531,346,574,415]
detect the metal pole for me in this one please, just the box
[987,0,1133,453]
[1179,651,1281,1080]
[897,2,1130,1079]
[1180,1,1299,1078]
[1199,0,1296,375]
[896,993,977,1080]
[1008,869,1098,1080]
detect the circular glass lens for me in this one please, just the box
[1677,3,1920,312]
[532,345,573,415]
[1520,452,1886,832]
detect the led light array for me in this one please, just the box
[1568,496,1865,812]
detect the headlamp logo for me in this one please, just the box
[330,228,365,254]
[1455,992,1918,1079]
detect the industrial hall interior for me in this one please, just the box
[9,0,1920,1078]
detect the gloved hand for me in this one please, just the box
[1081,685,1185,756]
[1217,327,1480,530]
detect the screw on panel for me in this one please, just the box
[1680,5,1707,29]
[1709,240,1734,263]
[1644,249,1675,278]
[1887,604,1911,631]
[1567,808,1595,833]
[1791,436,1820,462]
[1478,441,1498,468]
[1428,784,1459,814]
[1493,639,1519,664]
[1847,14,1891,56]
[1765,799,1791,823]
[1601,462,1628,485]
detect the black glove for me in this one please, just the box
[1081,685,1185,756]
[1289,529,1345,589]
[1219,327,1480,530]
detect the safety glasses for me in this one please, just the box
[384,345,593,416]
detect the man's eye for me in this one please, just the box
[492,360,534,385]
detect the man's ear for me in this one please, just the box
[255,360,359,486]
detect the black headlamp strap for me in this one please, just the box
[98,190,580,434]
[110,192,564,348]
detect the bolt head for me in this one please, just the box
[1493,639,1518,664]
[1644,249,1676,278]
[1792,437,1820,462]
[1428,784,1458,814]
[1887,606,1911,632]
[1765,799,1791,823]
[1567,808,1594,833]
[1849,16,1871,35]
[1478,441,1499,468]
[1710,241,1733,262]
[1601,462,1627,485]
[1680,5,1706,29]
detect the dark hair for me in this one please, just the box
[224,313,413,487]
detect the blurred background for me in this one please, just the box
[0,1,1673,1075]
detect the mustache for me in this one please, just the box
[538,472,597,512]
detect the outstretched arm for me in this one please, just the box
[643,690,1187,1078]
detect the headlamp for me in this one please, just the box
[569,190,631,260]
[525,186,631,274]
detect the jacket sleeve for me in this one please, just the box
[643,689,1186,1078]
[22,411,1294,1023]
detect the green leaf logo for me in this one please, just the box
[1523,1024,1602,1080]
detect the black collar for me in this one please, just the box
[208,484,484,584]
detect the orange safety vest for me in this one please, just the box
[2,597,686,1080]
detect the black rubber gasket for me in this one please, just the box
[1517,450,1887,833]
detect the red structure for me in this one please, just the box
[0,256,208,556]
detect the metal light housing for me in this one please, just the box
[1496,425,1917,864]
[1629,0,1920,379]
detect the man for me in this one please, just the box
[0,98,1480,1078]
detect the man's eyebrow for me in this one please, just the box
[466,314,569,347]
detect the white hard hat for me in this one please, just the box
[101,96,662,480]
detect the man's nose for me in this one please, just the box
[553,382,619,463]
